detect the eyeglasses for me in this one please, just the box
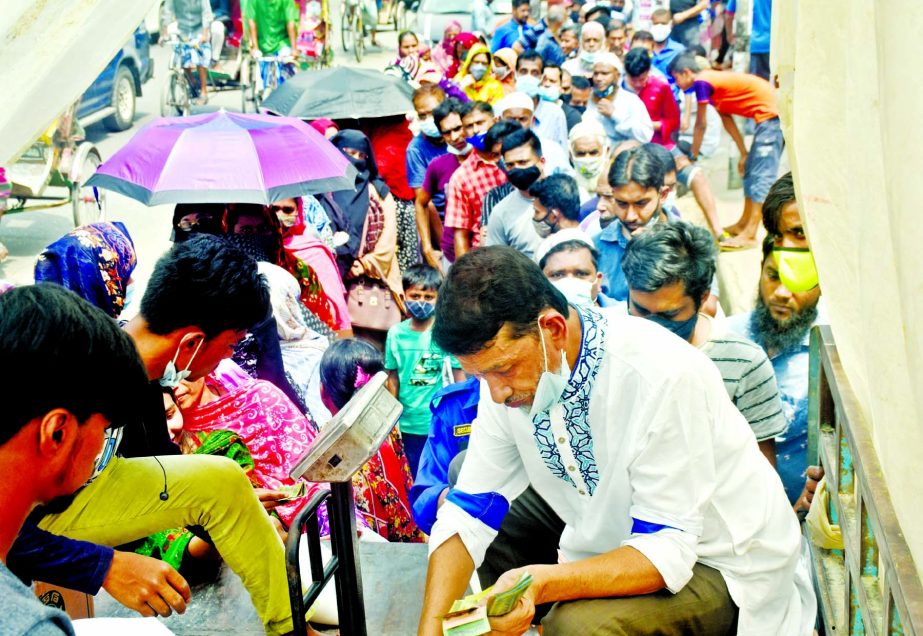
[268,205,297,214]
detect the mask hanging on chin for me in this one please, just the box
[530,317,571,418]
[447,142,473,156]
[160,337,205,389]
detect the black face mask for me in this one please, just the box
[505,165,542,191]
[571,104,587,115]
[347,155,367,173]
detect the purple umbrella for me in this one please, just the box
[86,110,356,205]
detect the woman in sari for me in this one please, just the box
[34,221,136,320]
[492,47,519,95]
[331,130,405,346]
[319,339,425,543]
[431,20,462,76]
[454,43,506,105]
[258,261,332,424]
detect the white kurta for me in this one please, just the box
[429,308,815,635]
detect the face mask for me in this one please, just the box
[160,337,205,389]
[494,66,511,80]
[572,104,587,115]
[532,215,555,239]
[467,132,488,152]
[347,155,367,173]
[773,247,819,293]
[552,277,594,306]
[572,154,608,180]
[506,165,542,191]
[664,189,677,210]
[645,312,699,342]
[406,299,436,320]
[650,24,672,43]
[470,63,488,81]
[123,280,137,311]
[580,50,599,65]
[530,316,571,418]
[593,84,615,99]
[447,142,473,156]
[419,117,440,138]
[539,85,561,102]
[516,74,542,97]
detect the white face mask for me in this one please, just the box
[664,188,677,210]
[419,116,441,138]
[447,142,473,156]
[159,336,205,389]
[650,23,672,43]
[552,277,595,307]
[530,316,571,418]
[572,153,608,181]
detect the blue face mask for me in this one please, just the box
[593,84,615,99]
[467,132,488,152]
[159,337,204,389]
[406,299,436,321]
[419,117,440,138]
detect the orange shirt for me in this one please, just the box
[693,70,779,123]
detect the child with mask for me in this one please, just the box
[384,264,465,478]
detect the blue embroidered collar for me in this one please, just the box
[530,305,607,495]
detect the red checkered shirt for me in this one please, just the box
[444,152,507,248]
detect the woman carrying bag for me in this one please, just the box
[331,130,405,347]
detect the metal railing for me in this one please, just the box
[808,325,923,634]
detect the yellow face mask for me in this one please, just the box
[773,247,819,293]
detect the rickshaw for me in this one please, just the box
[4,103,106,227]
[161,0,331,117]
[160,8,263,116]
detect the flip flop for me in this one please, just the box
[719,236,758,252]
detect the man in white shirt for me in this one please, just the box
[582,52,654,146]
[419,246,815,635]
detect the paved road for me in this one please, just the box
[0,11,399,287]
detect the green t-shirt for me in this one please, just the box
[244,0,299,54]
[384,320,460,436]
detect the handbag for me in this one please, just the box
[347,276,401,331]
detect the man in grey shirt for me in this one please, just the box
[485,128,545,259]
[622,221,786,463]
[0,285,150,635]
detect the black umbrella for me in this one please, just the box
[261,68,415,120]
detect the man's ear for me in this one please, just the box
[38,409,73,458]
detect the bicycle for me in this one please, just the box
[247,51,298,104]
[161,37,205,117]
[341,0,365,63]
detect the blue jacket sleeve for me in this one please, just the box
[7,520,114,595]
[409,377,481,534]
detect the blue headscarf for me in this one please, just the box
[34,222,137,319]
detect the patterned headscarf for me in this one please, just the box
[34,222,137,319]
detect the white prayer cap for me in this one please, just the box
[494,91,535,115]
[581,21,605,40]
[535,228,596,266]
[592,52,624,74]
[568,119,609,149]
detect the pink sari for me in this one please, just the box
[180,366,328,529]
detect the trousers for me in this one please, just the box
[478,484,739,635]
[38,455,294,635]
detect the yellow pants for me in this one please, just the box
[38,455,294,635]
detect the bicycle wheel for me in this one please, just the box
[353,12,364,63]
[342,7,354,52]
[241,58,261,113]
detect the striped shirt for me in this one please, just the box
[700,318,787,442]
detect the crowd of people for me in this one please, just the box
[0,0,834,634]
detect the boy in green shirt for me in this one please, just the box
[385,264,464,479]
